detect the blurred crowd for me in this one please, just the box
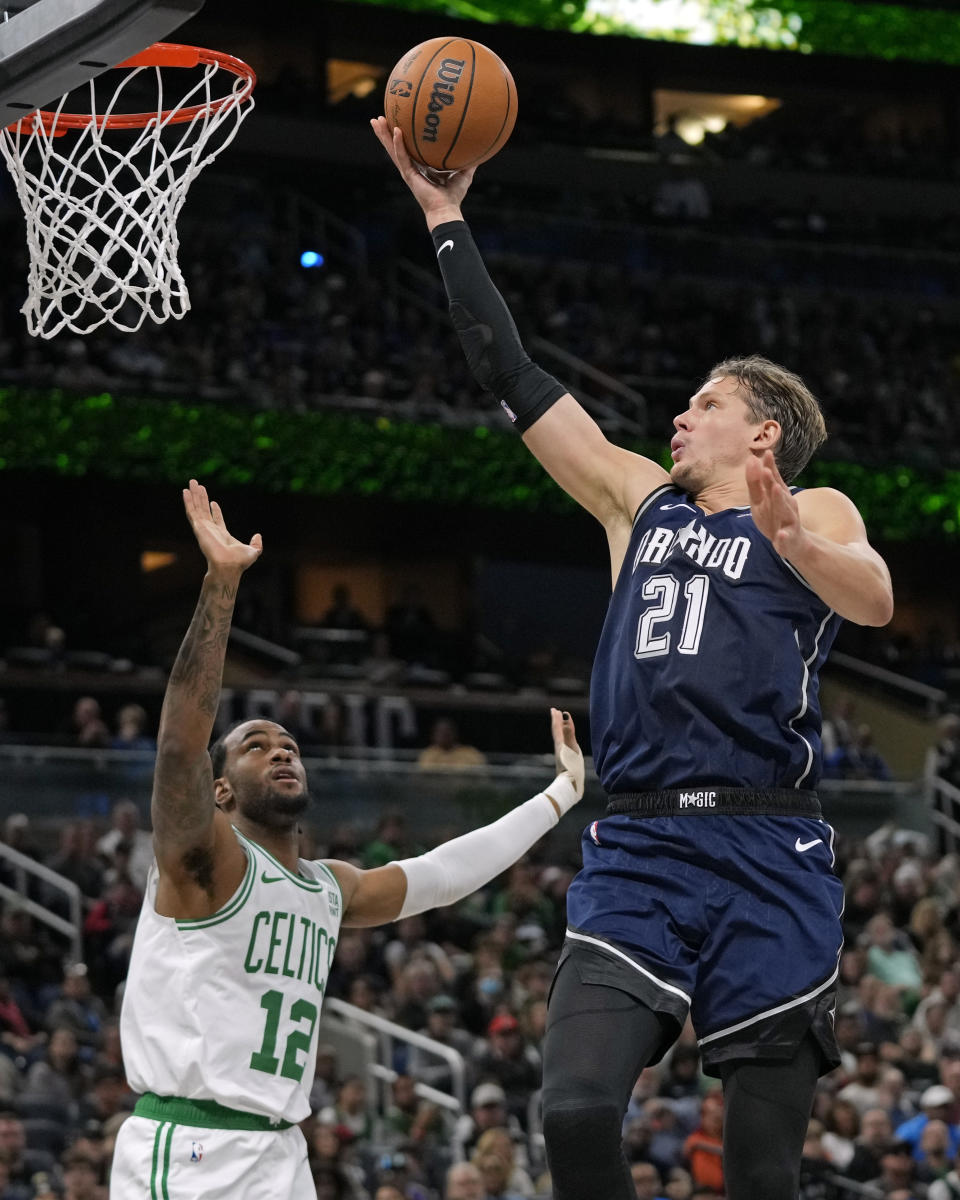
[7,780,960,1198]
[2,108,960,473]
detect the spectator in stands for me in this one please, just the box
[61,1150,106,1200]
[866,1138,918,1197]
[69,698,109,749]
[490,862,556,932]
[385,584,436,664]
[2,815,40,865]
[629,1160,666,1200]
[330,1076,374,1143]
[682,1092,724,1195]
[920,1119,954,1184]
[384,1074,446,1152]
[21,1026,88,1113]
[95,801,152,893]
[821,697,856,761]
[846,1107,897,1183]
[838,1042,883,1115]
[109,705,154,753]
[75,1065,132,1128]
[444,1161,484,1200]
[930,1146,960,1200]
[362,813,418,869]
[896,1086,960,1162]
[658,1043,703,1104]
[662,1166,693,1199]
[322,584,367,630]
[0,969,41,1059]
[472,1012,541,1127]
[864,913,924,996]
[454,1082,524,1162]
[407,994,475,1095]
[473,1128,535,1198]
[308,1120,367,1199]
[825,723,892,781]
[0,1112,57,1194]
[309,1043,340,1113]
[44,965,105,1051]
[417,719,486,771]
[910,908,957,990]
[472,1147,525,1200]
[383,915,454,987]
[0,908,61,997]
[821,1097,860,1170]
[44,823,104,904]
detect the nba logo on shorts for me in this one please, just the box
[191,1142,203,1162]
[589,821,601,845]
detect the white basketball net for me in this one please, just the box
[0,51,255,338]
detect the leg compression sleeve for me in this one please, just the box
[542,953,672,1200]
[720,1033,821,1200]
[430,219,566,432]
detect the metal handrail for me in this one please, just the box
[324,996,467,1114]
[828,650,947,712]
[0,843,83,962]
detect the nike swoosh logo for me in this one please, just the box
[261,872,285,884]
[436,239,454,256]
[661,503,696,511]
[795,837,823,852]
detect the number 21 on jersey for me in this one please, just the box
[635,573,710,659]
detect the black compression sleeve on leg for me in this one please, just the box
[720,1033,821,1200]
[430,220,566,432]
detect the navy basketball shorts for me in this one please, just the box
[563,801,844,1077]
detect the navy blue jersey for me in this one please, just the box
[591,484,843,793]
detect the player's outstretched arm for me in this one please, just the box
[328,708,584,928]
[151,481,262,902]
[370,118,668,530]
[746,450,893,626]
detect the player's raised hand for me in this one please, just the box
[182,479,262,574]
[370,117,475,218]
[746,450,805,558]
[551,707,585,800]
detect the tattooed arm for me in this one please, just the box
[152,480,263,918]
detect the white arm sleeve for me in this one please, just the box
[396,773,579,919]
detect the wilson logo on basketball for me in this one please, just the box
[421,57,465,143]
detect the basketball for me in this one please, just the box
[384,37,517,173]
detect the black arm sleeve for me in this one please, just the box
[430,219,566,433]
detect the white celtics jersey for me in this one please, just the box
[120,829,342,1124]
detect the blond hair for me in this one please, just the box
[708,354,827,483]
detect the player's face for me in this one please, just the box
[220,721,310,826]
[669,375,762,493]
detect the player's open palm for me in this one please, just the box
[182,479,262,573]
[746,450,805,558]
[370,117,475,213]
[551,707,585,799]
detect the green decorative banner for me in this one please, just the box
[347,0,960,65]
[0,387,957,539]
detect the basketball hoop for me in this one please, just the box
[0,42,256,337]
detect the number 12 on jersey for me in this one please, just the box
[635,573,710,659]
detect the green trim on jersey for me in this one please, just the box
[175,849,256,930]
[316,861,344,908]
[237,830,326,893]
[135,1091,295,1131]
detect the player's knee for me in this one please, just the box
[542,1093,623,1166]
